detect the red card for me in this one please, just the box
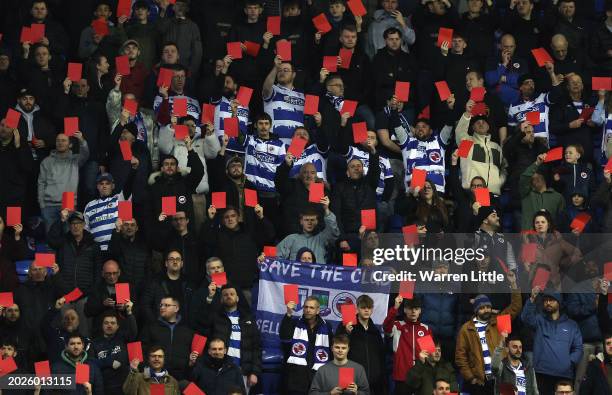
[606,157,612,173]
[35,253,55,267]
[470,87,486,102]
[61,191,75,210]
[75,363,89,384]
[395,81,410,102]
[436,27,453,47]
[34,360,51,377]
[579,107,595,121]
[347,0,367,16]
[322,56,338,72]
[162,196,177,215]
[284,284,299,304]
[339,367,354,388]
[117,0,132,17]
[245,41,261,57]
[340,100,358,117]
[4,108,21,129]
[570,212,591,232]
[288,136,308,158]
[402,224,419,246]
[91,18,109,37]
[531,48,553,67]
[115,55,131,76]
[496,257,509,274]
[118,201,133,221]
[30,23,45,42]
[342,253,358,267]
[226,42,243,59]
[312,13,332,34]
[309,183,325,203]
[264,246,277,256]
[173,98,187,117]
[127,341,143,362]
[157,68,173,88]
[175,125,189,140]
[339,48,352,69]
[223,117,239,138]
[183,382,205,395]
[237,86,253,107]
[474,188,491,206]
[119,140,132,160]
[20,27,32,43]
[352,122,368,144]
[64,288,83,303]
[6,207,21,226]
[64,117,79,136]
[211,272,227,287]
[340,303,356,325]
[604,262,612,281]
[360,209,376,230]
[497,314,512,334]
[499,383,515,395]
[417,335,436,354]
[267,16,281,35]
[592,77,612,91]
[212,192,227,209]
[115,283,130,303]
[399,280,415,299]
[276,40,292,61]
[410,168,427,189]
[0,292,14,307]
[150,384,165,395]
[202,103,216,124]
[67,63,83,82]
[526,111,540,125]
[435,81,451,101]
[191,334,207,354]
[457,140,473,158]
[544,146,563,162]
[304,95,319,115]
[521,243,537,263]
[0,357,17,377]
[532,267,550,290]
[245,188,258,207]
[124,98,138,116]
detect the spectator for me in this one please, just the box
[405,338,459,395]
[115,40,150,102]
[579,332,612,394]
[491,333,539,395]
[589,2,612,76]
[592,168,612,233]
[551,144,595,204]
[499,0,543,60]
[188,337,246,395]
[543,34,591,91]
[0,303,38,368]
[42,297,90,363]
[555,381,577,395]
[52,333,104,395]
[122,346,180,394]
[412,0,459,72]
[546,0,589,56]
[158,0,202,77]
[22,0,69,58]
[484,34,528,106]
[87,54,113,104]
[0,340,39,395]
[521,288,583,395]
[153,64,200,126]
[124,1,160,72]
[447,150,486,233]
[473,206,518,272]
[431,378,454,395]
[366,0,415,59]
[78,2,127,61]
[432,32,480,99]
[456,0,498,67]
[0,49,18,117]
[396,179,450,235]
[14,89,56,161]
[0,117,34,214]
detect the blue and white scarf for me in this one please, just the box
[510,362,527,395]
[287,319,330,371]
[325,93,344,112]
[474,318,492,375]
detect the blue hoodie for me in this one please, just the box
[521,299,583,378]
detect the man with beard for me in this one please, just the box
[123,346,180,393]
[188,338,246,395]
[455,279,522,395]
[0,304,38,368]
[473,206,518,272]
[405,338,458,395]
[14,88,56,164]
[115,39,150,102]
[521,288,583,395]
[580,332,612,394]
[153,64,200,126]
[492,333,538,395]
[52,333,103,395]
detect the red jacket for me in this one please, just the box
[383,306,432,382]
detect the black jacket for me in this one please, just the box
[189,354,246,395]
[107,230,151,298]
[84,280,137,338]
[371,47,419,110]
[550,96,599,163]
[16,107,56,161]
[580,358,612,395]
[0,133,34,209]
[140,272,195,325]
[152,221,203,285]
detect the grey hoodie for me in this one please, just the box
[38,140,89,207]
[366,9,415,59]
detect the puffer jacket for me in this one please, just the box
[455,113,507,195]
[419,293,459,339]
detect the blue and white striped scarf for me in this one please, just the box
[474,318,492,375]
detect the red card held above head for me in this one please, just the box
[525,111,540,125]
[470,87,486,102]
[30,23,45,42]
[115,283,131,303]
[211,272,227,287]
[150,384,165,395]
[531,48,553,67]
[245,188,258,207]
[471,102,488,116]
[342,253,358,267]
[64,117,79,137]
[174,125,189,140]
[532,267,550,290]
[284,284,299,305]
[579,107,595,121]
[496,314,512,334]
[62,191,75,210]
[402,224,419,246]
[34,360,51,377]
[544,146,563,162]
[0,357,17,377]
[340,303,356,326]
[339,48,352,69]
[20,27,32,43]
[436,27,453,48]
[312,13,332,34]
[570,212,591,233]
[304,94,319,115]
[183,382,205,395]
[4,108,21,129]
[6,206,21,226]
[267,16,281,35]
[237,86,254,107]
[264,246,277,257]
[352,122,368,144]
[115,55,131,76]
[117,0,132,17]
[322,56,338,72]
[338,367,355,388]
[604,262,612,281]
[592,77,612,91]
[288,136,308,158]
[64,288,83,303]
[0,292,14,308]
[245,41,261,57]
[67,63,83,82]
[119,140,133,161]
[395,81,410,102]
[173,98,187,117]
[201,103,215,124]
[399,280,415,299]
[347,0,367,16]
[118,200,133,221]
[521,243,537,263]
[223,117,239,138]
[124,98,138,116]
[75,363,89,384]
[162,196,177,216]
[157,68,173,88]
[276,40,292,61]
[410,168,427,189]
[309,182,325,203]
[226,42,243,59]
[340,100,358,117]
[457,139,474,158]
[474,187,491,206]
[361,209,376,230]
[91,18,109,37]
[191,334,207,354]
[435,81,451,101]
[35,253,55,268]
[417,335,436,354]
[212,192,227,209]
[127,341,143,362]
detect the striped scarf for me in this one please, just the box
[510,362,526,395]
[474,318,492,375]
[325,93,344,112]
[287,319,330,371]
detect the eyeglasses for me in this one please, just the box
[159,304,177,308]
[166,257,182,263]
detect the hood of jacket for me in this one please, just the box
[60,350,88,367]
[148,168,190,185]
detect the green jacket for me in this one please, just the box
[405,358,458,395]
[520,162,565,230]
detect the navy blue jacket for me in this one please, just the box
[419,292,459,339]
[566,290,603,343]
[51,354,104,395]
